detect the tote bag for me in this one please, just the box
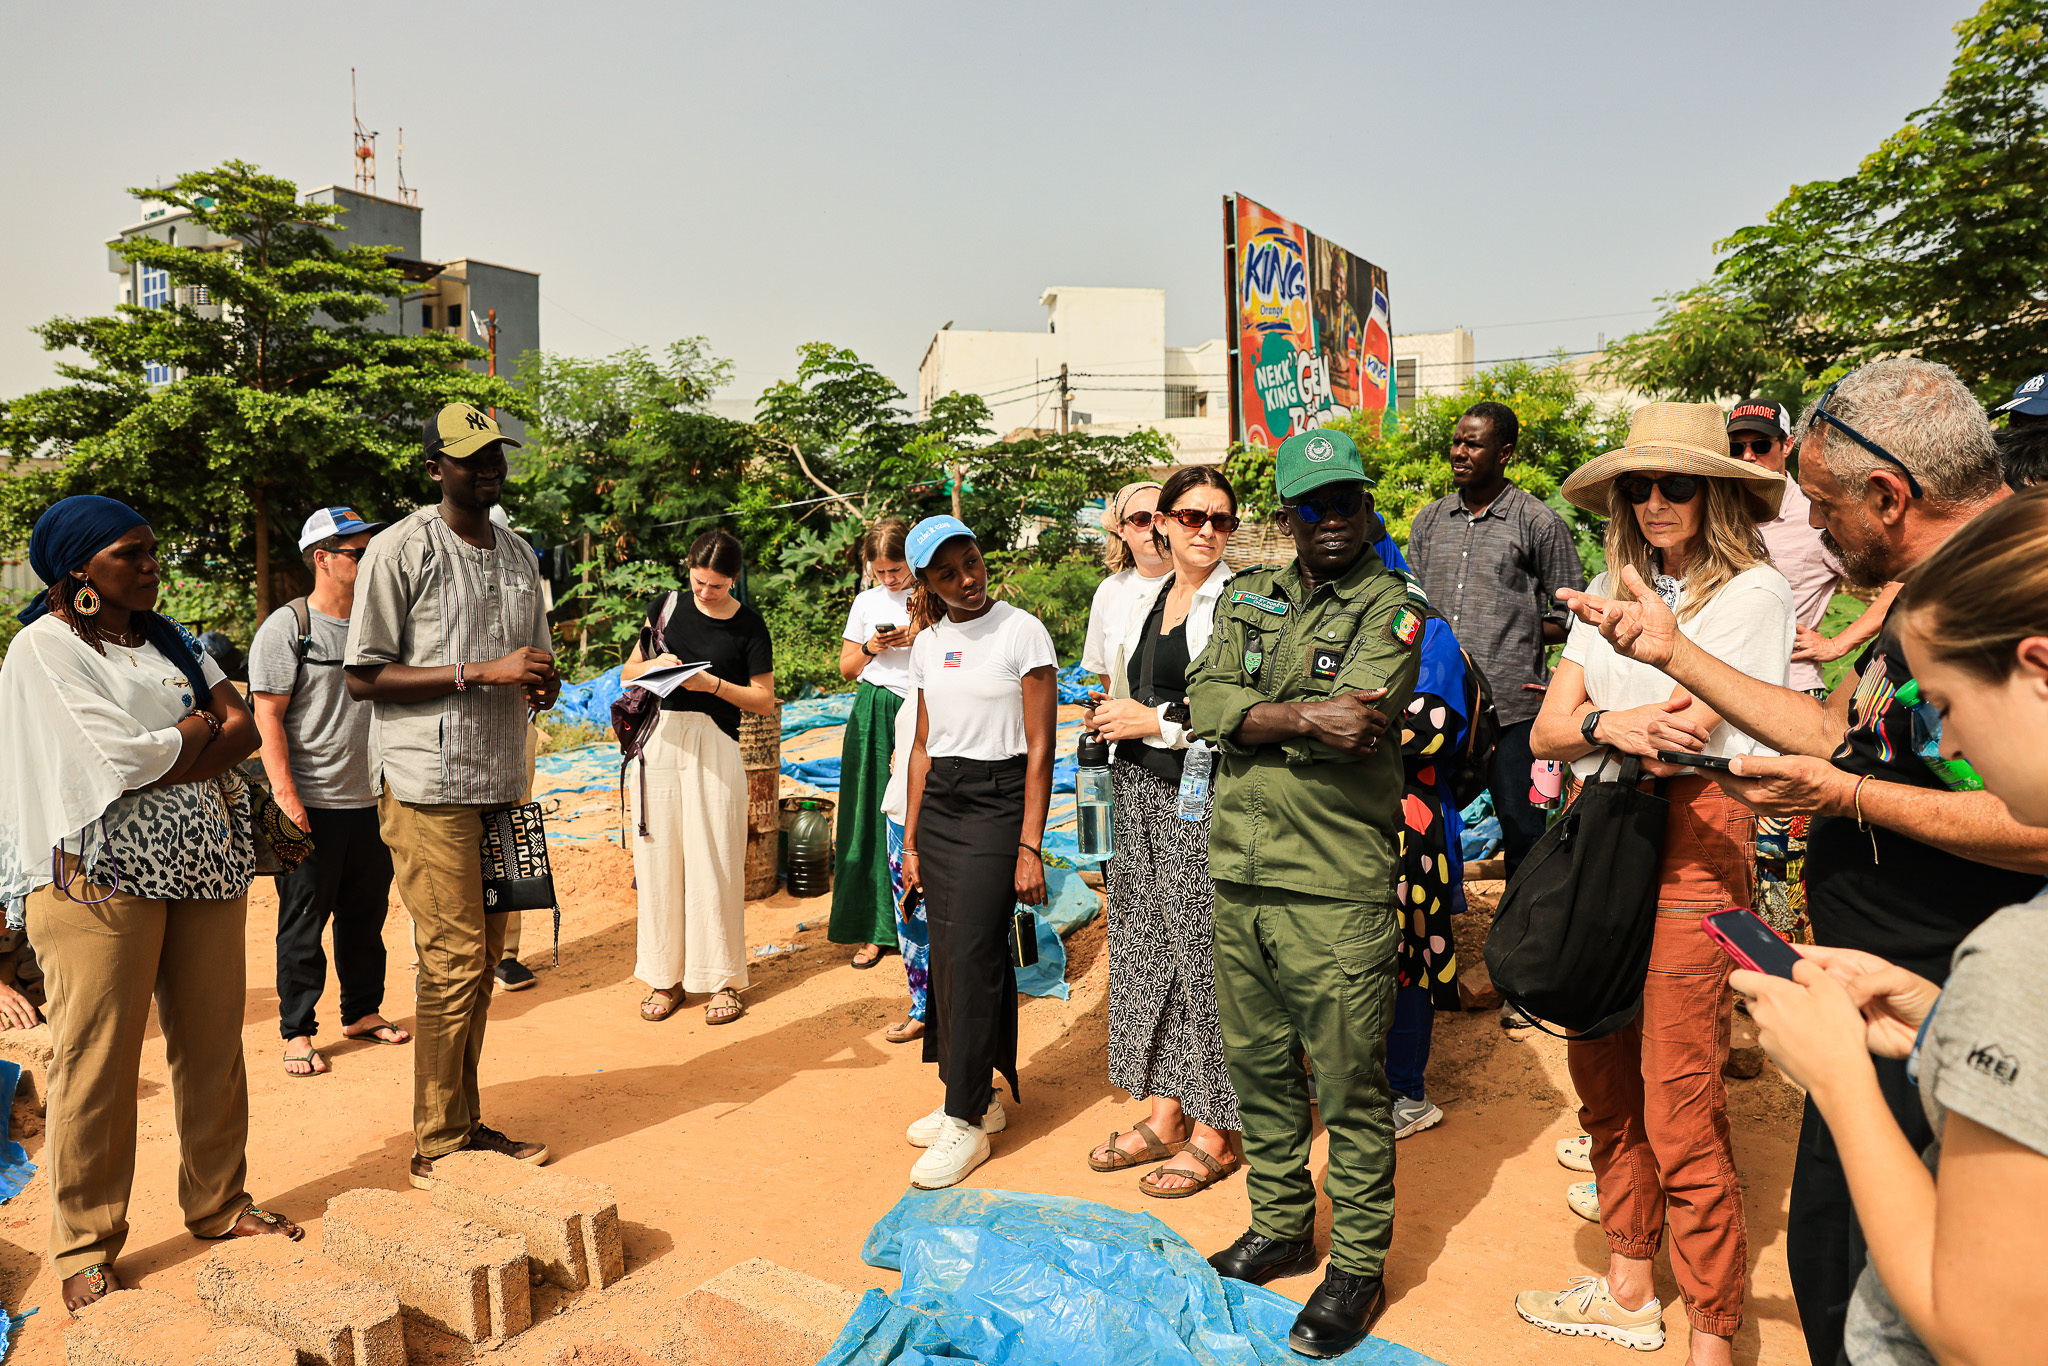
[1483,751,1668,1040]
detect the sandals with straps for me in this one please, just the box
[63,1262,118,1315]
[1139,1142,1240,1200]
[641,987,682,1022]
[704,989,744,1026]
[1088,1119,1185,1172]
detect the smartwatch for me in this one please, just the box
[1580,709,1608,747]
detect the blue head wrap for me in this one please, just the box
[19,495,213,705]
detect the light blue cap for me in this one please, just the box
[905,514,976,571]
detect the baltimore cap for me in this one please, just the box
[1727,399,1791,439]
[424,402,522,462]
[1275,428,1374,500]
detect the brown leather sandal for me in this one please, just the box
[1088,1119,1185,1173]
[640,987,682,1022]
[1138,1142,1240,1199]
[704,989,744,1026]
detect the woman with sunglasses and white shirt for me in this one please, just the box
[1082,482,1170,693]
[1083,467,1247,1199]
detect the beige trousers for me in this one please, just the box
[630,710,749,994]
[27,873,253,1276]
[378,789,509,1159]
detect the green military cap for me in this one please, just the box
[1274,428,1375,500]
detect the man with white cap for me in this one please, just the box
[250,507,406,1078]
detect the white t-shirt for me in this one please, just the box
[1081,566,1172,676]
[908,601,1057,761]
[841,584,915,697]
[1562,564,1795,779]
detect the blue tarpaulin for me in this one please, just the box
[820,1190,1444,1365]
[1458,792,1501,861]
[0,1062,33,1205]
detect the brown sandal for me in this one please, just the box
[1138,1142,1239,1199]
[884,1019,924,1044]
[705,989,744,1026]
[209,1205,305,1241]
[641,987,682,1022]
[1088,1119,1184,1172]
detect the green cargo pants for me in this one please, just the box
[1211,879,1399,1277]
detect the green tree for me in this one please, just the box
[1592,282,1808,410]
[0,160,521,617]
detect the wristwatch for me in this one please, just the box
[1580,709,1607,747]
[859,641,877,657]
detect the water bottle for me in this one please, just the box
[786,801,835,896]
[1177,740,1214,822]
[1893,679,1983,791]
[1076,733,1114,861]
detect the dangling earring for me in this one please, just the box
[73,582,101,617]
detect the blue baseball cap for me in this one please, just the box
[1994,371,2048,417]
[298,506,387,551]
[905,515,976,571]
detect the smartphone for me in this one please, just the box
[1163,701,1192,726]
[1703,908,1802,979]
[878,622,898,634]
[1656,749,1734,772]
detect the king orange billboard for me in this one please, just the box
[1225,194,1392,449]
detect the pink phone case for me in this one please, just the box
[1700,915,1763,972]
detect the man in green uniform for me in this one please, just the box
[1190,428,1422,1359]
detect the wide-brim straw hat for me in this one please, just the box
[1561,402,1786,522]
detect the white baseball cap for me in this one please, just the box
[298,506,388,552]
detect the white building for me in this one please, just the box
[1392,328,1475,411]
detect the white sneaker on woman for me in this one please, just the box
[910,1116,990,1189]
[906,1097,1007,1147]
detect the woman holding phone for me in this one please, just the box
[899,515,1057,1190]
[1521,404,1792,1360]
[828,518,916,974]
[1734,488,2048,1366]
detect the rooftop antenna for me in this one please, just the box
[351,67,378,196]
[395,125,418,206]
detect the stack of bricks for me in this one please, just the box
[426,1152,624,1292]
[323,1187,531,1343]
[67,1287,295,1366]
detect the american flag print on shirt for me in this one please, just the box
[942,650,964,668]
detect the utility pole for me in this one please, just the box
[1058,363,1071,435]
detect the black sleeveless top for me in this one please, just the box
[1119,578,1191,786]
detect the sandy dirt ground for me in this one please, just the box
[0,733,1809,1365]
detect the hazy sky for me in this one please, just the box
[2,1,1964,413]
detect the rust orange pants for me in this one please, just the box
[1566,775,1753,1337]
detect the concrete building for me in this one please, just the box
[1392,327,1475,411]
[107,184,538,431]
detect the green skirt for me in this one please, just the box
[828,681,904,946]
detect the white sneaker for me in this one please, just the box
[1556,1132,1593,1172]
[1514,1275,1665,1351]
[1567,1180,1600,1222]
[909,1116,990,1190]
[906,1097,1006,1147]
[1391,1095,1443,1139]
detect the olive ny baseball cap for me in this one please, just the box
[1275,428,1375,500]
[424,402,522,462]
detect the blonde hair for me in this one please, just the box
[1101,480,1162,572]
[1897,486,2048,680]
[1603,476,1767,622]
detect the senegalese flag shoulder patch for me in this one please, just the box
[1230,589,1289,616]
[1389,604,1424,647]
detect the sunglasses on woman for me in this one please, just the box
[1121,510,1156,529]
[1617,475,1700,505]
[1284,487,1365,524]
[1159,508,1240,533]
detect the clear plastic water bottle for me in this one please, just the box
[1893,679,1983,791]
[1177,739,1214,822]
[1076,733,1114,860]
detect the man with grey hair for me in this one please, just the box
[1555,357,2048,1366]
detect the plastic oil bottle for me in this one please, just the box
[1894,679,1984,791]
[787,800,835,896]
[1075,733,1114,861]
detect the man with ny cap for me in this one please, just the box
[1190,427,1421,1358]
[1993,368,2048,430]
[344,403,561,1187]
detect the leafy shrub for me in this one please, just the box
[989,552,1104,664]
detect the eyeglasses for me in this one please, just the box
[1807,381,1924,498]
[1729,437,1779,458]
[1284,488,1366,524]
[320,547,367,562]
[1617,475,1700,505]
[1159,508,1240,534]
[1121,510,1157,529]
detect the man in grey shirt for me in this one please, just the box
[345,404,561,1189]
[251,507,406,1078]
[1407,401,1585,875]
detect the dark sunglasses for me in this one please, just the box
[320,547,367,562]
[1121,510,1156,528]
[1159,508,1240,534]
[1729,437,1779,458]
[1806,382,1924,498]
[1617,475,1700,505]
[1284,488,1366,523]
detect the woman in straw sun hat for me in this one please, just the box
[1514,403,1794,1359]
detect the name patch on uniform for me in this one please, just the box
[1309,646,1342,681]
[1230,589,1289,617]
[1389,605,1424,648]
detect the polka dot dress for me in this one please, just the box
[1395,691,1462,1010]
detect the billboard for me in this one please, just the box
[1225,194,1392,449]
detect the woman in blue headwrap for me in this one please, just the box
[0,496,303,1313]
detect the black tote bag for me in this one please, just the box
[1483,751,1669,1040]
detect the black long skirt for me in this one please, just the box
[917,754,1025,1121]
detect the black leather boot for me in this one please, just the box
[1207,1229,1319,1285]
[1287,1267,1386,1358]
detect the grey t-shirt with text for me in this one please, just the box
[248,604,377,809]
[1845,892,2048,1364]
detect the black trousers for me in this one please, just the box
[1788,1054,1931,1366]
[918,755,1025,1122]
[1487,718,1550,877]
[274,805,396,1040]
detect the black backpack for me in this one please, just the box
[612,591,681,837]
[1483,752,1668,1039]
[1448,641,1500,811]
